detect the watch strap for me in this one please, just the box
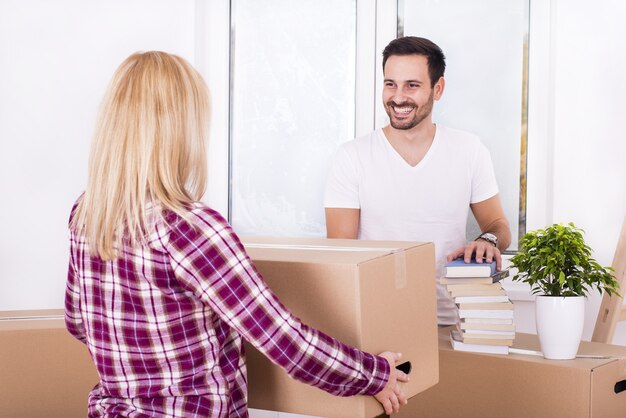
[476,232,498,247]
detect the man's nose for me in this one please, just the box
[389,92,406,104]
[390,89,413,103]
[391,95,411,105]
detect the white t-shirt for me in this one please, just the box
[324,125,499,325]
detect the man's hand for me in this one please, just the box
[374,352,410,415]
[447,240,503,271]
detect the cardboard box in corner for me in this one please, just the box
[0,310,99,417]
[242,237,439,418]
[398,327,626,418]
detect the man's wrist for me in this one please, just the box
[475,232,498,247]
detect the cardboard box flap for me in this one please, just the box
[0,309,64,320]
[404,326,626,418]
[244,242,396,265]
[512,332,626,370]
[243,238,427,290]
[242,236,428,266]
[242,236,427,249]
[439,326,626,370]
[0,310,66,331]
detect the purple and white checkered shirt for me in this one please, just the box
[65,201,389,417]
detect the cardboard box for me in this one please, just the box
[242,237,439,418]
[399,326,626,418]
[0,310,99,418]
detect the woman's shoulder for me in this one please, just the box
[68,192,85,226]
[153,202,234,252]
[159,202,230,238]
[185,202,229,226]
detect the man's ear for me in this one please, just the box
[433,77,445,100]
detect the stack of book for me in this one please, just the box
[443,258,514,355]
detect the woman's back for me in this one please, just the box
[66,51,403,418]
[67,203,249,416]
[67,201,390,417]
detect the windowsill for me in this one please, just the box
[502,283,536,302]
[501,254,535,302]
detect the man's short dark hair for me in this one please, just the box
[382,36,446,87]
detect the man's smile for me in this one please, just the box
[389,103,416,116]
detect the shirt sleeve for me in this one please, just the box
[162,207,389,397]
[65,232,87,344]
[324,143,361,209]
[469,141,499,204]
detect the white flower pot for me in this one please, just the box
[535,295,585,360]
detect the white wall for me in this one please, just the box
[516,0,626,344]
[0,0,624,340]
[0,0,196,310]
[551,0,626,269]
[552,0,626,343]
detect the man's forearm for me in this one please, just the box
[481,219,511,252]
[325,208,360,239]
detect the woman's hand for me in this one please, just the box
[374,351,410,415]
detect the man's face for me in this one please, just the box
[382,54,444,130]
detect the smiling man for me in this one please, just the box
[324,36,511,326]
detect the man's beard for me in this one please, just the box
[386,91,434,130]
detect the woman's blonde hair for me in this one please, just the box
[71,51,210,260]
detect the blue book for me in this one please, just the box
[445,258,497,278]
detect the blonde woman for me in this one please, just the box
[65,51,408,417]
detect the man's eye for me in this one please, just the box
[409,83,419,88]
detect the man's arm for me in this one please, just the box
[325,208,360,239]
[447,194,511,270]
[471,194,511,251]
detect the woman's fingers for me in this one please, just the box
[396,369,410,383]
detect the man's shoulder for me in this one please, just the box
[437,125,484,150]
[335,129,381,156]
[348,129,380,146]
[438,124,480,142]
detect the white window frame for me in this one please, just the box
[195,0,553,243]
[197,0,391,220]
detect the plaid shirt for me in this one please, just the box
[65,202,389,417]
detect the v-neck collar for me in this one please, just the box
[378,124,440,169]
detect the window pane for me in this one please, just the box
[400,0,529,250]
[230,0,356,236]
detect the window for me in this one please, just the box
[229,0,357,236]
[397,0,530,250]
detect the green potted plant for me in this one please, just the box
[508,222,620,359]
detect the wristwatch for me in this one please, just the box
[476,232,498,247]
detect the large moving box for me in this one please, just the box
[0,237,438,418]
[399,326,626,418]
[0,310,99,418]
[242,237,439,418]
